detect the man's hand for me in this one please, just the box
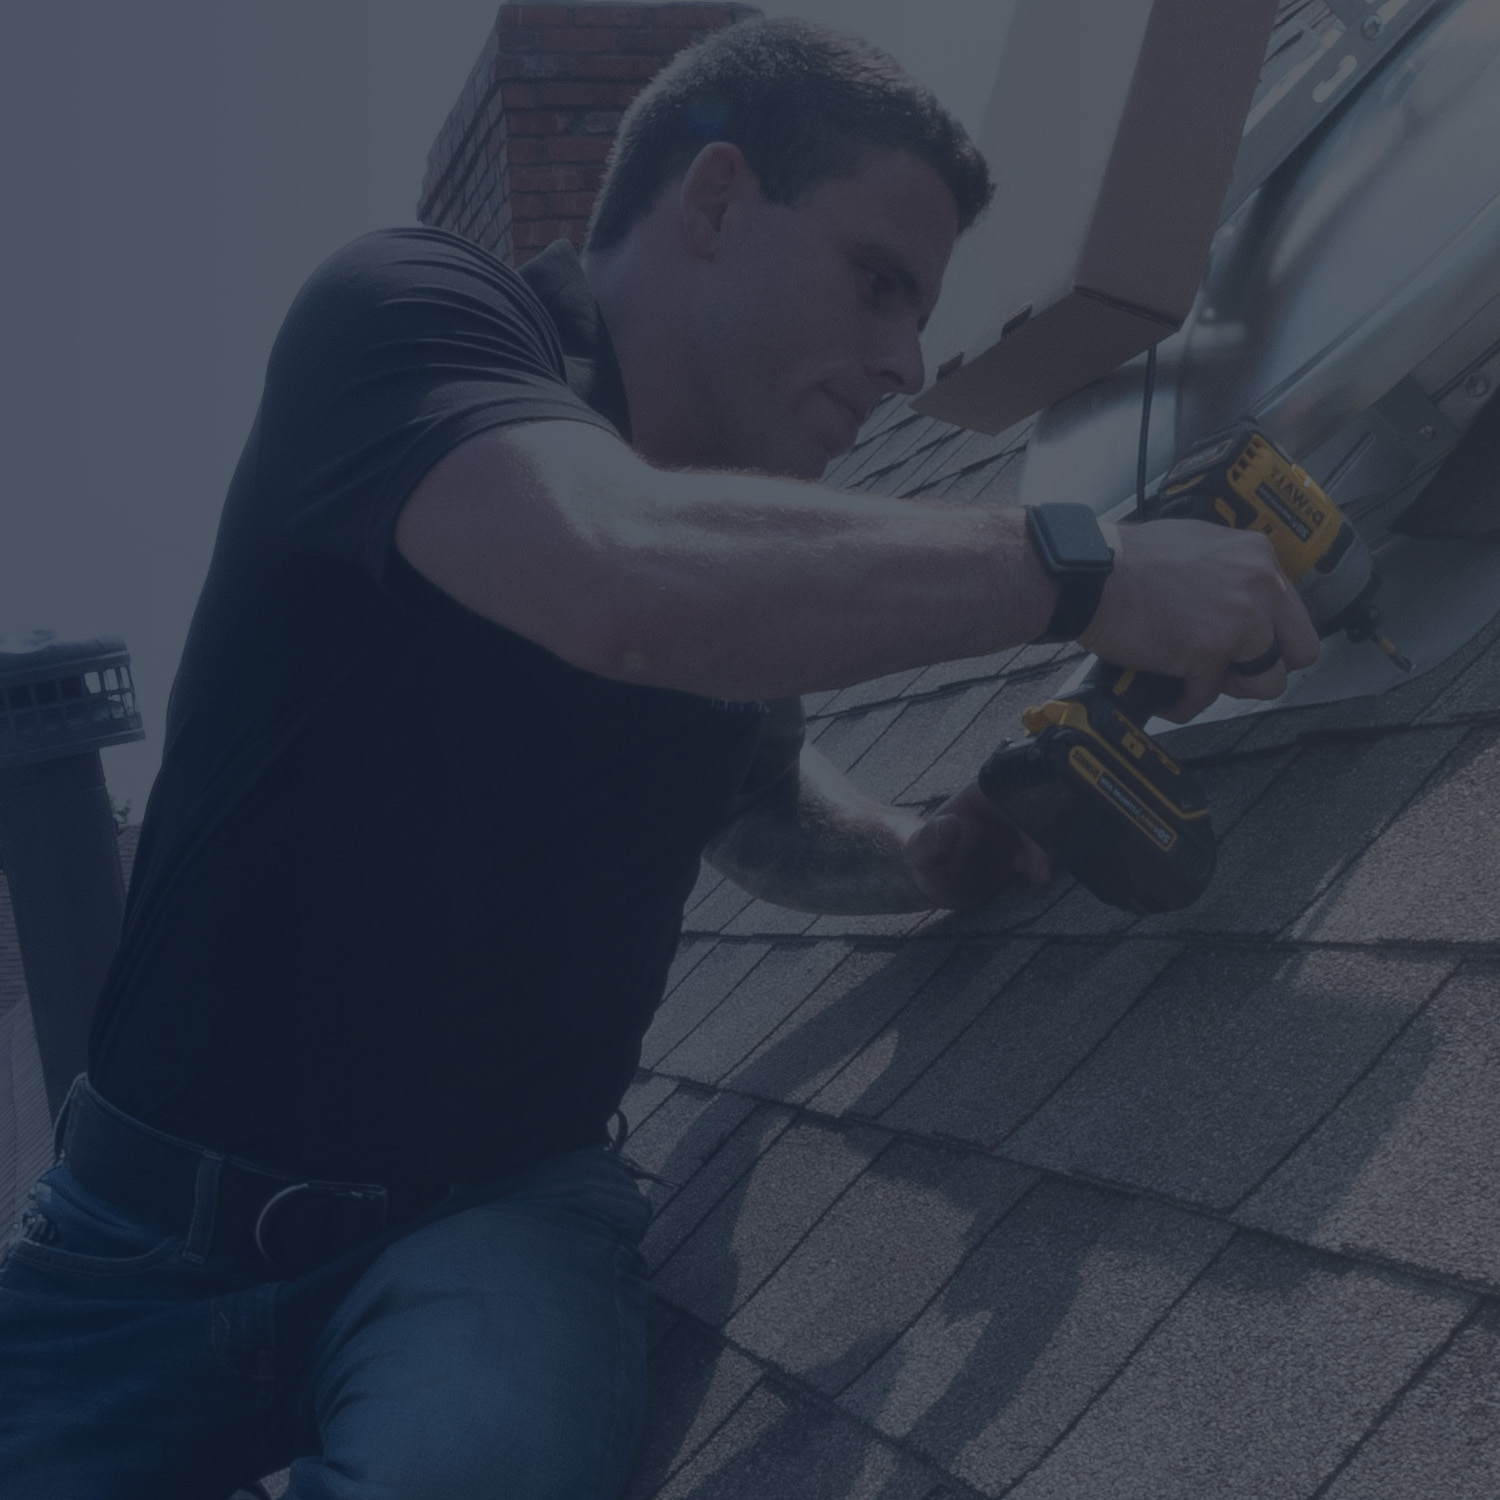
[1077,519,1320,722]
[903,781,1052,911]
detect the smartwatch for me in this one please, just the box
[1025,504,1115,642]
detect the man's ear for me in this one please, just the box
[679,142,759,260]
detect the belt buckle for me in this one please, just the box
[253,1180,389,1274]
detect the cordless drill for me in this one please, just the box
[979,423,1410,914]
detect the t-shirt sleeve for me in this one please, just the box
[254,226,620,584]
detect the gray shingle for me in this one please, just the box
[725,943,956,1107]
[725,1139,1034,1396]
[1154,714,1260,762]
[626,1320,763,1500]
[718,900,821,939]
[906,874,1073,938]
[802,688,843,717]
[1240,963,1500,1289]
[808,943,1039,1121]
[1004,948,1453,1209]
[658,942,852,1086]
[643,1104,797,1271]
[664,935,716,993]
[880,940,1181,1149]
[1297,726,1500,943]
[892,424,990,498]
[641,942,769,1069]
[652,1381,937,1500]
[621,1084,757,1210]
[816,670,928,718]
[811,704,907,775]
[1004,1235,1471,1500]
[652,1117,888,1325]
[863,428,971,495]
[903,648,1027,699]
[897,664,1079,806]
[681,866,727,918]
[620,1073,679,1136]
[680,877,755,936]
[802,909,936,940]
[1143,728,1464,936]
[1322,1305,1500,1500]
[832,414,943,494]
[1417,627,1500,722]
[839,1181,1232,1498]
[946,444,1028,504]
[845,683,1004,804]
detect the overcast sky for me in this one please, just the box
[0,0,1016,813]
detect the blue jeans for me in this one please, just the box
[0,1108,651,1499]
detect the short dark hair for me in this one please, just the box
[585,17,994,254]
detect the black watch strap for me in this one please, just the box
[1025,504,1115,642]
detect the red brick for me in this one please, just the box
[507,5,573,25]
[534,80,619,108]
[571,52,662,81]
[493,52,564,81]
[580,109,624,134]
[635,27,700,55]
[497,81,538,109]
[543,190,600,217]
[545,136,614,163]
[504,136,547,164]
[513,219,570,248]
[508,194,553,221]
[505,109,577,137]
[510,164,587,193]
[646,4,744,27]
[539,27,618,52]
[581,6,649,25]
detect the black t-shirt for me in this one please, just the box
[89,228,803,1184]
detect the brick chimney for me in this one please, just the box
[418,2,761,267]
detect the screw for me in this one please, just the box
[1362,15,1383,39]
[1466,373,1493,400]
[1419,423,1438,441]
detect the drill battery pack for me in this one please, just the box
[978,672,1216,915]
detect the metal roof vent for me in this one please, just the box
[0,634,145,1115]
[0,635,143,771]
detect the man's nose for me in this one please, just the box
[873,321,926,397]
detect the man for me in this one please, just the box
[0,17,1315,1499]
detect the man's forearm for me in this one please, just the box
[703,746,931,914]
[590,465,1057,700]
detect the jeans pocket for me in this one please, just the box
[5,1165,181,1277]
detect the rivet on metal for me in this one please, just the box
[1465,373,1493,400]
[1419,423,1438,441]
[1361,15,1383,39]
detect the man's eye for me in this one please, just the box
[859,266,891,302]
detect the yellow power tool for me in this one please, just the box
[978,422,1409,914]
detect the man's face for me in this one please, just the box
[688,148,961,480]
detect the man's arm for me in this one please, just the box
[394,419,1319,719]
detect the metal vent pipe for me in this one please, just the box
[0,637,145,1115]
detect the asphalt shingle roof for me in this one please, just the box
[615,339,1500,1495]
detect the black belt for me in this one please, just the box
[59,1078,450,1276]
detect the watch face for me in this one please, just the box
[1032,504,1115,571]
